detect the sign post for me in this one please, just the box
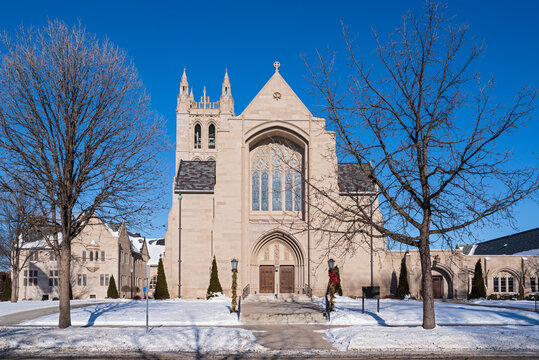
[145,265,150,334]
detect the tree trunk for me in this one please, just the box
[418,234,435,329]
[10,269,18,302]
[58,244,71,328]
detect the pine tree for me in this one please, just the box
[1,277,11,302]
[154,258,170,299]
[327,266,343,296]
[107,275,119,299]
[469,259,487,299]
[396,255,410,299]
[206,256,223,299]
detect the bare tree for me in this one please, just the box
[0,189,40,302]
[0,20,166,328]
[303,1,538,329]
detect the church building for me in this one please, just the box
[163,63,381,299]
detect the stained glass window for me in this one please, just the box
[261,171,269,211]
[285,171,293,211]
[294,172,302,211]
[272,170,282,210]
[252,171,260,211]
[251,139,303,212]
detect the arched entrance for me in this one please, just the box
[432,263,455,299]
[250,230,305,295]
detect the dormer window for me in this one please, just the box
[209,124,216,149]
[194,124,201,149]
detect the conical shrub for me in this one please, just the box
[154,258,170,299]
[396,255,410,299]
[206,256,223,299]
[107,275,119,299]
[469,259,486,299]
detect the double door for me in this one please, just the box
[259,265,294,293]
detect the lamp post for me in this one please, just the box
[231,258,238,312]
[369,196,375,287]
[328,258,336,312]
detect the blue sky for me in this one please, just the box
[1,1,537,242]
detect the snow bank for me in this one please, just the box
[0,326,265,353]
[0,299,126,317]
[320,296,539,326]
[322,325,539,352]
[22,297,240,326]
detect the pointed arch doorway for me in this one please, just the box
[251,230,305,295]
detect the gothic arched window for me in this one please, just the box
[208,124,216,149]
[251,139,303,212]
[194,124,201,149]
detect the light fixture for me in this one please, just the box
[328,258,335,271]
[231,258,238,271]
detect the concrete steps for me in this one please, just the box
[240,299,327,324]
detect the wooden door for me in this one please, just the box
[279,265,295,293]
[259,265,274,293]
[432,276,443,298]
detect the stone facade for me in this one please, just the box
[18,217,149,300]
[164,64,539,300]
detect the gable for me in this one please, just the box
[240,70,312,120]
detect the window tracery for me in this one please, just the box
[251,140,303,212]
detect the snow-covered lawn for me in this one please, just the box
[322,296,539,326]
[322,325,539,352]
[0,299,125,317]
[22,296,239,326]
[467,299,537,310]
[0,326,264,353]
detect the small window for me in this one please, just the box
[101,251,105,261]
[95,251,98,261]
[49,251,55,261]
[493,277,499,292]
[24,270,38,286]
[83,274,87,286]
[82,251,86,261]
[150,275,157,290]
[29,251,38,262]
[208,124,216,149]
[194,124,201,149]
[501,277,506,292]
[100,274,110,286]
[531,277,536,292]
[48,270,59,287]
[90,294,96,299]
[508,277,514,292]
[90,251,93,261]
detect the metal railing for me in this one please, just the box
[242,284,250,299]
[237,296,242,321]
[324,293,331,321]
[302,283,312,298]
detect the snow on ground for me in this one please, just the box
[320,296,539,326]
[322,325,539,352]
[22,295,239,326]
[0,326,264,353]
[467,299,538,310]
[0,299,125,317]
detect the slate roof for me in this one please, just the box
[174,160,375,195]
[338,163,376,194]
[175,160,216,193]
[471,228,539,255]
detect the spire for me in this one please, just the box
[222,68,231,96]
[189,88,194,100]
[180,67,189,96]
[220,68,234,115]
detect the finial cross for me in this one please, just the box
[274,61,280,71]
